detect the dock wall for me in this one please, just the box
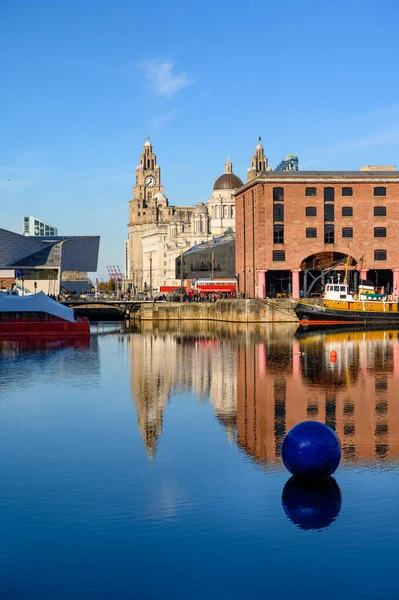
[139,298,321,323]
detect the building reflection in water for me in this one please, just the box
[128,322,238,458]
[238,328,399,465]
[128,322,399,465]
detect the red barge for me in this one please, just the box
[0,291,90,337]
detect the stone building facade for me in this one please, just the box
[235,170,399,298]
[127,137,244,293]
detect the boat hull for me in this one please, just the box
[0,318,90,337]
[295,302,399,324]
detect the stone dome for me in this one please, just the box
[213,173,243,191]
[170,212,183,223]
[194,202,208,214]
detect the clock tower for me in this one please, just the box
[128,136,169,290]
[131,134,164,209]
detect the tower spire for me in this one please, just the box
[247,136,269,182]
[224,156,233,174]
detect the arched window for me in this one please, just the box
[273,224,284,243]
[374,227,387,237]
[342,187,353,196]
[273,187,284,202]
[374,249,387,260]
[324,187,335,201]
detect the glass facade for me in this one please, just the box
[176,234,236,280]
[275,154,299,171]
[23,216,58,237]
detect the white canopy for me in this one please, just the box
[0,291,75,322]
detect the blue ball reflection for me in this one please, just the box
[282,420,341,478]
[282,476,342,531]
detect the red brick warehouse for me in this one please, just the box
[235,170,399,299]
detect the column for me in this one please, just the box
[292,340,301,377]
[291,269,301,299]
[256,270,267,298]
[394,342,399,376]
[359,268,369,282]
[258,343,267,377]
[392,269,399,294]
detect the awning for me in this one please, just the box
[0,291,75,322]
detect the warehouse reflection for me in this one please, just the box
[237,328,399,465]
[127,322,399,465]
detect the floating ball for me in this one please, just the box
[282,421,341,478]
[282,476,342,530]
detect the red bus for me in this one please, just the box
[191,279,236,293]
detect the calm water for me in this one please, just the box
[1,321,399,599]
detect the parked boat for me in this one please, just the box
[0,291,90,336]
[294,277,399,324]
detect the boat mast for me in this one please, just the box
[344,245,352,286]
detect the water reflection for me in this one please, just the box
[127,322,399,466]
[0,335,99,393]
[282,476,342,531]
[128,322,238,457]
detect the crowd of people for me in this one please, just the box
[154,292,235,303]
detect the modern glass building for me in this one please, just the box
[23,216,58,237]
[0,227,99,295]
[176,233,236,280]
[275,154,299,172]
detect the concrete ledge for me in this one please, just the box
[139,298,321,323]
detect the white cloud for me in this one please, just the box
[140,60,195,99]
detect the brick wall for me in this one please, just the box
[236,177,399,297]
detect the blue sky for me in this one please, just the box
[1,0,398,278]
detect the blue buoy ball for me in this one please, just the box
[282,421,341,478]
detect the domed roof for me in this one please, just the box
[213,173,243,191]
[170,212,182,223]
[194,202,208,214]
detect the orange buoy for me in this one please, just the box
[330,350,337,363]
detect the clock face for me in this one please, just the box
[144,175,156,188]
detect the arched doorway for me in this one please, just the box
[300,251,358,297]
